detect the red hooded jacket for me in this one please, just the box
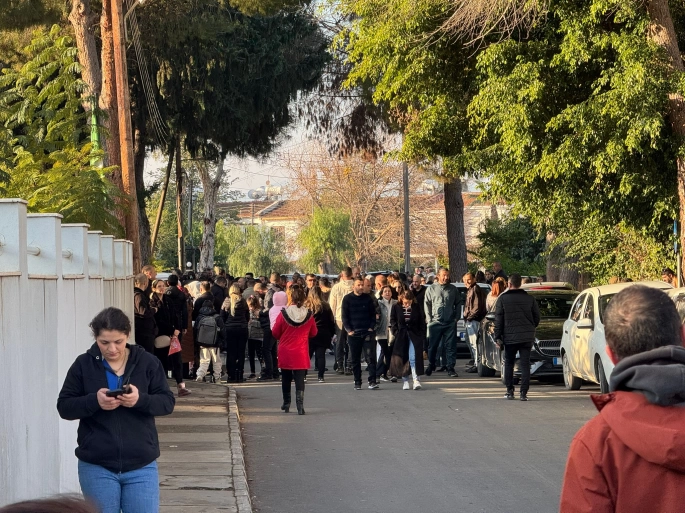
[271,305,317,370]
[560,345,685,512]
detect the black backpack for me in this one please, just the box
[196,314,221,347]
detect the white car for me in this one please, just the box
[560,281,673,393]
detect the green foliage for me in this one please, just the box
[215,223,290,276]
[474,216,546,276]
[0,26,122,234]
[298,207,353,272]
[229,0,309,16]
[469,0,678,260]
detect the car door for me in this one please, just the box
[563,293,587,375]
[573,293,596,380]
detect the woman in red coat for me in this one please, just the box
[271,285,317,415]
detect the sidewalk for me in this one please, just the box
[156,382,252,513]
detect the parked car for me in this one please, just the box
[476,289,579,382]
[560,281,673,393]
[521,282,575,291]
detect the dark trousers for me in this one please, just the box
[347,334,377,385]
[281,369,306,403]
[375,338,392,378]
[261,331,278,378]
[335,325,348,370]
[247,339,263,374]
[225,328,248,381]
[309,345,326,379]
[153,346,184,384]
[427,323,457,370]
[504,343,532,395]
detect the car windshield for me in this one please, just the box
[598,294,615,323]
[534,296,576,318]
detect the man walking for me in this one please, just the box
[424,268,460,377]
[329,267,355,374]
[560,286,685,512]
[342,277,379,390]
[463,272,487,372]
[494,273,540,400]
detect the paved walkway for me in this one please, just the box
[157,381,251,513]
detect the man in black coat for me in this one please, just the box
[342,278,379,390]
[133,274,157,354]
[211,276,228,314]
[192,282,215,322]
[494,273,540,401]
[165,274,188,338]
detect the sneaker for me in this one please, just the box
[318,377,325,383]
[402,380,410,390]
[354,383,362,390]
[379,375,390,382]
[368,383,379,390]
[504,393,515,400]
[425,365,433,377]
[520,394,528,401]
[195,375,205,382]
[336,369,345,375]
[465,365,478,373]
[436,366,447,372]
[344,369,353,376]
[178,387,191,397]
[467,359,475,366]
[247,373,256,379]
[256,375,271,382]
[390,376,398,383]
[213,376,222,384]
[413,380,422,390]
[447,369,459,378]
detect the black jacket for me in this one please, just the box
[310,303,336,349]
[193,292,215,322]
[57,344,175,473]
[221,297,250,331]
[211,283,226,314]
[389,302,426,377]
[134,287,157,342]
[150,293,176,337]
[494,288,540,346]
[164,285,188,331]
[194,305,226,347]
[341,293,377,334]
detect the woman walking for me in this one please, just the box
[150,279,190,397]
[221,284,250,382]
[57,307,174,513]
[271,285,318,414]
[246,295,265,379]
[305,285,335,382]
[389,290,426,390]
[375,285,397,383]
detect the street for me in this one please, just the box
[238,356,599,513]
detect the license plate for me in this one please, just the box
[459,332,466,340]
[553,357,561,366]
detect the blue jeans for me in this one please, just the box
[78,460,159,513]
[427,322,457,369]
[402,338,418,382]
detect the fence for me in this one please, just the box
[0,199,134,506]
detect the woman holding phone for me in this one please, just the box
[57,307,175,513]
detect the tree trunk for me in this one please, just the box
[68,0,101,106]
[99,0,121,180]
[175,140,184,270]
[198,156,226,271]
[646,0,685,272]
[151,146,174,254]
[134,125,151,267]
[444,178,468,280]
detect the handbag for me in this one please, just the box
[168,335,182,355]
[154,335,171,349]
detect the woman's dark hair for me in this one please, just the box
[319,277,331,288]
[287,284,307,307]
[0,495,97,513]
[399,290,415,303]
[90,307,132,337]
[475,270,486,283]
[381,285,394,296]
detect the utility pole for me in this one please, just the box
[403,161,410,274]
[111,0,141,271]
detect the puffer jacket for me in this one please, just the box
[221,296,250,331]
[493,288,540,345]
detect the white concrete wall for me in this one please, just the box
[0,199,134,506]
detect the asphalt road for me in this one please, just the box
[238,356,599,513]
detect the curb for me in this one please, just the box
[228,387,252,513]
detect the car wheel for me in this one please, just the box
[563,353,582,390]
[597,359,609,394]
[476,343,496,377]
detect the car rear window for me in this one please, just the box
[598,294,614,323]
[534,296,576,318]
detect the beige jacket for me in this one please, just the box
[329,279,354,329]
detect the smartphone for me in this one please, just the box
[105,386,130,398]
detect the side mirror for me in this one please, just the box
[485,313,496,322]
[577,318,593,330]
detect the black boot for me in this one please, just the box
[281,390,291,413]
[296,390,305,415]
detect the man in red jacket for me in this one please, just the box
[560,285,685,513]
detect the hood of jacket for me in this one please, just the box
[198,305,217,317]
[593,345,685,472]
[272,291,287,307]
[282,305,312,326]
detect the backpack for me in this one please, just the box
[196,314,221,347]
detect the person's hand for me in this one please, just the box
[173,329,180,337]
[496,339,503,349]
[368,328,374,331]
[348,331,354,336]
[97,388,122,410]
[119,384,140,408]
[183,329,187,335]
